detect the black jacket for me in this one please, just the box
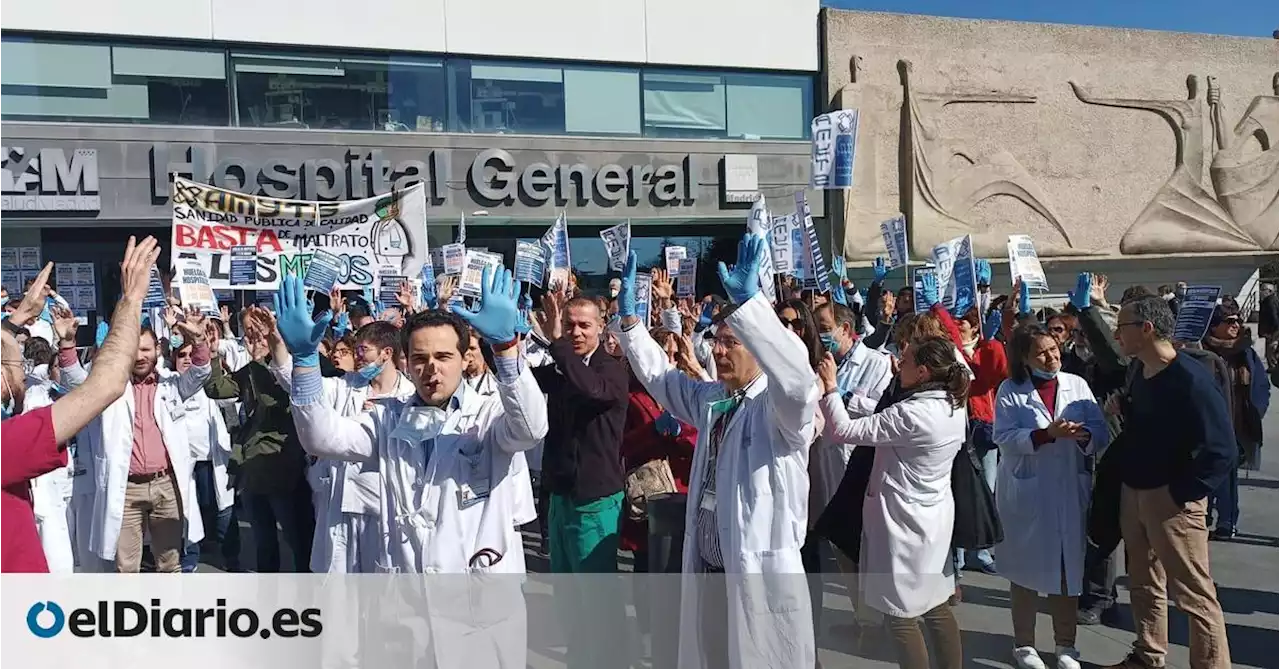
[533,339,630,502]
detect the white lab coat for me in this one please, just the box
[467,370,537,530]
[24,380,76,574]
[812,341,893,512]
[273,360,418,574]
[992,373,1107,596]
[617,292,819,669]
[820,388,965,619]
[63,359,211,562]
[180,388,234,512]
[290,363,546,668]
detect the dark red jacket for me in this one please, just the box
[2,406,66,573]
[619,379,696,553]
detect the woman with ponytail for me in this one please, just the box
[818,336,969,669]
[993,323,1107,669]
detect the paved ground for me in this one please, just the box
[204,357,1278,669]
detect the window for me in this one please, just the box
[449,61,565,134]
[643,70,812,140]
[2,38,229,125]
[232,52,446,131]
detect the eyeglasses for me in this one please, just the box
[779,317,805,331]
[712,336,744,350]
[1223,318,1242,326]
[1048,325,1067,334]
[1115,321,1146,329]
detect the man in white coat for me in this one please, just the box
[615,235,819,669]
[277,267,545,667]
[59,312,212,572]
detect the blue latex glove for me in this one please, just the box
[361,287,375,308]
[421,278,438,310]
[982,309,1002,341]
[515,292,534,336]
[617,251,638,319]
[1017,280,1031,316]
[975,259,993,287]
[832,283,848,306]
[332,311,351,337]
[273,275,332,367]
[451,267,519,344]
[655,410,681,438]
[95,321,109,348]
[919,272,940,308]
[697,301,714,330]
[872,257,888,284]
[717,234,764,304]
[1068,272,1092,310]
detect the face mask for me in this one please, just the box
[354,361,384,385]
[389,405,448,444]
[609,287,619,299]
[0,296,8,307]
[169,334,184,349]
[819,333,840,354]
[1030,367,1058,381]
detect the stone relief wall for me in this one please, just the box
[824,9,1278,259]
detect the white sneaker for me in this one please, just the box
[1055,646,1081,669]
[1013,646,1048,669]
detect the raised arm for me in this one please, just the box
[820,393,930,447]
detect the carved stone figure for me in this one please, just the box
[899,59,1076,258]
[836,56,906,260]
[1208,74,1278,250]
[1071,76,1257,254]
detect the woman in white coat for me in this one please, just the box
[993,323,1106,669]
[616,237,820,669]
[818,336,969,669]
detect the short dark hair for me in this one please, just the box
[356,320,402,364]
[23,337,55,368]
[565,296,602,318]
[1007,323,1058,384]
[1120,285,1154,305]
[140,326,158,345]
[399,309,470,359]
[822,302,858,330]
[348,296,373,322]
[1125,295,1175,341]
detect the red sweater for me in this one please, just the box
[2,406,66,573]
[619,382,696,553]
[931,305,1008,424]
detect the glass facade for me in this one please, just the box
[2,34,812,140]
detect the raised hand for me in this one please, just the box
[1017,279,1031,316]
[329,288,347,315]
[872,257,888,284]
[652,268,673,301]
[120,236,161,305]
[274,275,332,366]
[975,259,993,287]
[162,305,180,330]
[452,267,519,345]
[817,352,838,395]
[1090,274,1109,307]
[541,287,566,340]
[437,275,457,306]
[919,272,940,308]
[1068,272,1092,310]
[716,234,764,304]
[220,304,232,324]
[53,306,79,345]
[174,307,208,342]
[655,410,682,438]
[617,251,638,323]
[396,280,416,311]
[982,308,1003,341]
[8,261,54,327]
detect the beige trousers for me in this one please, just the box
[115,471,184,573]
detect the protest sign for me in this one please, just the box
[633,273,653,326]
[541,213,571,273]
[457,250,502,299]
[19,247,40,269]
[599,220,631,272]
[810,110,859,189]
[300,248,340,294]
[229,245,258,287]
[443,243,466,276]
[769,214,795,275]
[796,192,830,293]
[1173,286,1223,343]
[879,215,908,271]
[664,246,687,275]
[457,211,467,244]
[378,273,408,308]
[930,235,976,315]
[144,267,168,308]
[913,266,937,313]
[429,247,445,274]
[419,259,436,304]
[176,259,218,315]
[746,197,777,303]
[676,258,697,299]
[1006,234,1048,291]
[515,241,546,288]
[170,177,427,290]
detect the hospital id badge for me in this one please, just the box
[699,491,716,511]
[457,480,491,510]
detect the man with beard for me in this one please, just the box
[1,237,161,572]
[1201,303,1270,540]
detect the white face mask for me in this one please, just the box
[389,405,448,444]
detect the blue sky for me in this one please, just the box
[823,0,1276,37]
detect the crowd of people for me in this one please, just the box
[1,232,1274,669]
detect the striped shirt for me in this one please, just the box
[696,394,743,569]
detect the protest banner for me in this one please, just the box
[913,265,937,313]
[930,235,976,314]
[457,250,502,299]
[443,243,466,275]
[676,258,698,299]
[879,215,908,271]
[144,267,168,309]
[796,192,830,293]
[769,214,795,275]
[176,258,219,315]
[514,241,546,288]
[1006,234,1049,291]
[600,220,631,272]
[1173,286,1223,343]
[170,177,427,291]
[746,197,777,303]
[810,110,859,189]
[664,246,687,275]
[633,273,653,326]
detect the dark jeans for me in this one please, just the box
[1078,540,1118,612]
[180,461,241,572]
[800,531,825,638]
[1209,448,1241,531]
[883,603,963,669]
[246,486,315,573]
